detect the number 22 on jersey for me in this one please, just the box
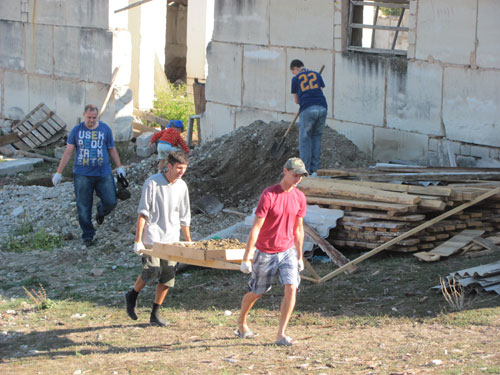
[299,72,319,92]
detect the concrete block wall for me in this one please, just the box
[204,0,500,165]
[0,0,133,141]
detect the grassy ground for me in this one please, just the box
[1,250,499,375]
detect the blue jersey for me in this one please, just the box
[291,69,327,113]
[67,122,115,176]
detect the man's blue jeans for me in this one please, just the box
[73,173,117,241]
[298,105,327,174]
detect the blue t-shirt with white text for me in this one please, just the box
[67,122,115,176]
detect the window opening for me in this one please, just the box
[348,0,409,56]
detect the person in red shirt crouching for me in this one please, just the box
[150,120,190,171]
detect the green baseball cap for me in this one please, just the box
[284,157,308,176]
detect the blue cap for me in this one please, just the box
[172,120,184,131]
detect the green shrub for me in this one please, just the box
[381,7,402,16]
[153,82,195,129]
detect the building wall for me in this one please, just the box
[0,0,158,142]
[203,0,500,166]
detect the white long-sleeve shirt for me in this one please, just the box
[137,173,191,246]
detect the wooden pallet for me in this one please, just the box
[11,103,67,150]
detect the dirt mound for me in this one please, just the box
[185,120,372,206]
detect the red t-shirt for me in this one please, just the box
[254,184,307,253]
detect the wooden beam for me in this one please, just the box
[317,187,500,283]
[0,133,21,146]
[98,67,120,120]
[300,178,420,205]
[114,0,153,13]
[304,223,357,274]
[306,196,415,213]
[133,108,170,129]
[15,149,59,163]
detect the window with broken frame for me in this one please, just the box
[347,0,409,56]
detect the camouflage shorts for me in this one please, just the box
[141,253,177,288]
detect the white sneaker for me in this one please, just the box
[311,172,318,177]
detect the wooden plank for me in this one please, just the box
[414,229,485,261]
[133,108,169,129]
[15,150,59,162]
[205,248,245,261]
[300,178,420,205]
[317,187,500,283]
[471,237,500,252]
[418,198,446,211]
[332,179,452,197]
[304,223,357,274]
[145,243,241,270]
[98,67,120,120]
[346,211,425,222]
[0,133,21,146]
[306,196,414,213]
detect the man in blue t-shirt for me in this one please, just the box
[52,104,126,246]
[290,59,328,176]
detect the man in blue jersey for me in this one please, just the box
[52,104,126,246]
[290,59,328,176]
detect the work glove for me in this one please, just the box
[52,173,62,186]
[134,241,145,256]
[117,167,126,178]
[240,260,252,274]
[298,259,304,272]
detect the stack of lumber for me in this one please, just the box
[299,167,500,253]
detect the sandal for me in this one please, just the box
[234,329,258,338]
[274,336,297,346]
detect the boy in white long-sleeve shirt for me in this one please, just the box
[125,151,191,326]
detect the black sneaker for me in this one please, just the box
[150,314,169,327]
[124,291,138,320]
[83,238,95,247]
[96,213,104,225]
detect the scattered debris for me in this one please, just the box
[440,261,500,295]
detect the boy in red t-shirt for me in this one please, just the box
[236,157,308,346]
[150,120,190,171]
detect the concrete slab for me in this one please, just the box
[136,132,154,148]
[0,2,22,21]
[242,46,286,111]
[33,0,107,29]
[136,146,152,158]
[24,23,53,75]
[80,29,113,83]
[201,102,236,142]
[29,76,56,111]
[477,0,500,68]
[0,158,44,176]
[4,72,29,115]
[235,108,278,129]
[386,60,443,135]
[206,42,242,106]
[54,80,85,129]
[285,48,334,117]
[443,67,500,147]
[270,0,333,49]
[374,127,428,163]
[0,21,25,70]
[213,0,268,45]
[54,26,81,79]
[334,53,386,126]
[331,119,373,157]
[415,0,476,65]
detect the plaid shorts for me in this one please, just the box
[248,247,300,295]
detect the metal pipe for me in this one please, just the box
[187,114,201,148]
